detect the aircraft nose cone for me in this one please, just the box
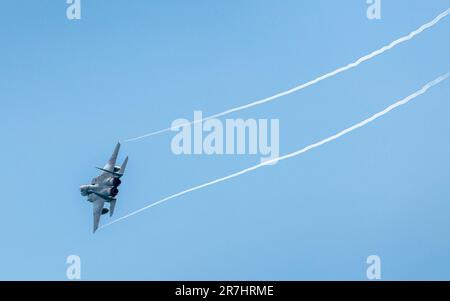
[80,185,89,196]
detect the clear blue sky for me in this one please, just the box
[0,1,449,280]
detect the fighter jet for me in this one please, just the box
[80,143,128,233]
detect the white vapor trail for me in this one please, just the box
[123,8,450,143]
[103,72,450,229]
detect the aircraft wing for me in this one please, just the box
[90,194,105,233]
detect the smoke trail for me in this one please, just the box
[103,72,449,228]
[123,8,450,143]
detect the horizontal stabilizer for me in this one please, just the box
[109,199,117,217]
[96,167,123,178]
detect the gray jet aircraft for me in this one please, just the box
[80,143,128,233]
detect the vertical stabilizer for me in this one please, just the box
[102,142,121,172]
